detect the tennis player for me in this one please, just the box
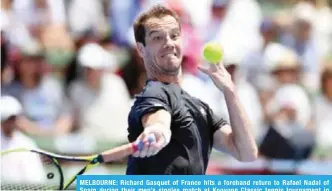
[126,5,258,175]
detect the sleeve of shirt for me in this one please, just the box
[206,103,229,134]
[127,81,175,141]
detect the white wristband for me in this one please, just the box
[161,128,171,146]
[144,123,172,146]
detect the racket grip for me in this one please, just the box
[93,154,104,164]
[131,134,155,152]
[131,140,144,152]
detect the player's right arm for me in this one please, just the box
[129,82,175,158]
[134,109,172,158]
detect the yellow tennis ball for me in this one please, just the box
[202,42,223,64]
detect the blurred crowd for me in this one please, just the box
[1,0,332,161]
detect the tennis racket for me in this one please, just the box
[1,141,144,190]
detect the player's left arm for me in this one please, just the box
[198,62,258,162]
[212,87,258,162]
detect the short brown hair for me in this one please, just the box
[133,5,180,46]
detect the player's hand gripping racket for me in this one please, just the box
[0,138,150,190]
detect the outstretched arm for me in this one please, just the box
[133,109,172,158]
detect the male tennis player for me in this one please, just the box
[126,5,258,174]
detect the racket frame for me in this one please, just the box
[1,141,142,190]
[1,147,96,190]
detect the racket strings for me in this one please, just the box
[1,183,55,190]
[1,152,62,190]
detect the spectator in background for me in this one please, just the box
[264,44,312,128]
[254,74,278,142]
[254,43,314,148]
[10,0,66,28]
[216,0,263,59]
[313,58,332,148]
[281,2,321,93]
[0,0,34,50]
[268,44,302,86]
[260,84,315,161]
[240,17,278,88]
[1,33,13,91]
[40,24,75,97]
[266,84,312,131]
[299,0,332,64]
[67,0,109,41]
[176,0,217,36]
[1,95,46,184]
[68,43,131,142]
[5,40,73,137]
[109,0,142,46]
[204,0,230,42]
[1,96,36,149]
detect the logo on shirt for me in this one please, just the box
[200,107,206,116]
[153,103,163,107]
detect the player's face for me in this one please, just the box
[140,15,183,76]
